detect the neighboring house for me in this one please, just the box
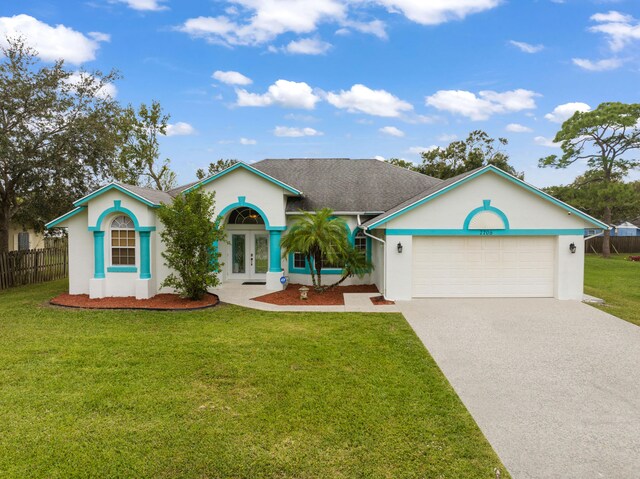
[612,221,640,237]
[8,225,44,251]
[46,159,607,301]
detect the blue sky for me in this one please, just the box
[2,0,639,187]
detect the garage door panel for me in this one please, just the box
[412,237,555,298]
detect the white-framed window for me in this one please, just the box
[293,252,306,269]
[354,230,367,256]
[110,215,136,266]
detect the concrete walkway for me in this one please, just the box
[211,282,399,313]
[399,298,640,479]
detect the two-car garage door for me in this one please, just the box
[412,237,555,298]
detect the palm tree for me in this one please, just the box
[281,208,372,291]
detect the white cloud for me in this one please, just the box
[177,0,498,47]
[65,72,118,99]
[165,122,196,136]
[212,70,253,85]
[437,133,457,142]
[326,84,413,117]
[284,37,331,55]
[0,14,107,64]
[374,155,386,161]
[572,57,623,71]
[112,0,168,11]
[379,126,405,137]
[509,40,544,53]
[506,123,532,133]
[88,32,111,42]
[544,102,591,123]
[534,136,561,148]
[273,126,323,137]
[177,0,345,46]
[239,137,256,144]
[425,89,538,121]
[408,145,437,154]
[373,0,501,25]
[589,10,640,52]
[236,79,319,109]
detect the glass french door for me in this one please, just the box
[230,232,269,278]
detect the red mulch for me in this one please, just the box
[628,256,640,262]
[50,292,219,310]
[370,295,395,306]
[253,283,379,306]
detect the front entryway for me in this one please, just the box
[229,231,269,281]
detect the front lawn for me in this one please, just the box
[585,254,640,327]
[0,280,506,478]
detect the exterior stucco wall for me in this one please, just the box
[66,210,92,295]
[380,171,595,301]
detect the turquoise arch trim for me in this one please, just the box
[183,162,302,196]
[75,183,159,208]
[366,165,608,230]
[385,228,585,236]
[217,201,286,231]
[45,207,86,229]
[463,199,510,230]
[88,200,156,232]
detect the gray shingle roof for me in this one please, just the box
[251,158,442,213]
[114,182,174,205]
[360,167,485,228]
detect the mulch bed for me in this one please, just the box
[253,283,379,306]
[370,295,395,306]
[50,292,219,310]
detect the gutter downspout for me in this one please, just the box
[358,214,386,298]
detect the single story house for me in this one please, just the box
[612,221,640,237]
[8,224,44,251]
[46,158,607,301]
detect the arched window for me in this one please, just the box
[354,230,368,256]
[111,215,136,265]
[228,207,265,225]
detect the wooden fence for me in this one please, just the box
[0,247,68,290]
[585,236,640,254]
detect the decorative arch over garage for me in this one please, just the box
[463,200,510,231]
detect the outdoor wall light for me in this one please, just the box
[569,242,577,254]
[397,242,403,254]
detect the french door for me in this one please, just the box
[229,232,269,280]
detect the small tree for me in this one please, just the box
[281,208,372,292]
[539,102,640,257]
[157,189,224,299]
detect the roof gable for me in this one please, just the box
[74,183,171,208]
[182,161,302,196]
[363,165,609,230]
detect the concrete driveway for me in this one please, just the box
[399,298,640,479]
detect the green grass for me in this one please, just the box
[585,253,640,327]
[0,280,506,478]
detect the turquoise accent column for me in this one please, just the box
[269,230,282,273]
[93,231,105,279]
[139,231,151,279]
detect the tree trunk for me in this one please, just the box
[314,250,323,291]
[602,205,612,258]
[0,203,11,253]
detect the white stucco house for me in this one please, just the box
[46,158,607,301]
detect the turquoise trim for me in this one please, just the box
[367,165,608,230]
[139,231,151,279]
[352,227,372,263]
[269,230,283,273]
[217,200,286,232]
[107,266,138,273]
[88,200,156,232]
[45,207,86,229]
[183,162,302,196]
[463,199,510,230]
[75,183,159,208]
[385,228,586,236]
[93,231,105,279]
[238,196,246,205]
[288,253,344,275]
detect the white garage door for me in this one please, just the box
[412,237,555,298]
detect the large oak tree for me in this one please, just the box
[0,38,121,252]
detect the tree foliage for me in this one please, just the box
[539,102,640,256]
[280,208,372,292]
[419,130,522,179]
[196,159,239,180]
[157,189,224,300]
[113,100,177,191]
[0,37,122,252]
